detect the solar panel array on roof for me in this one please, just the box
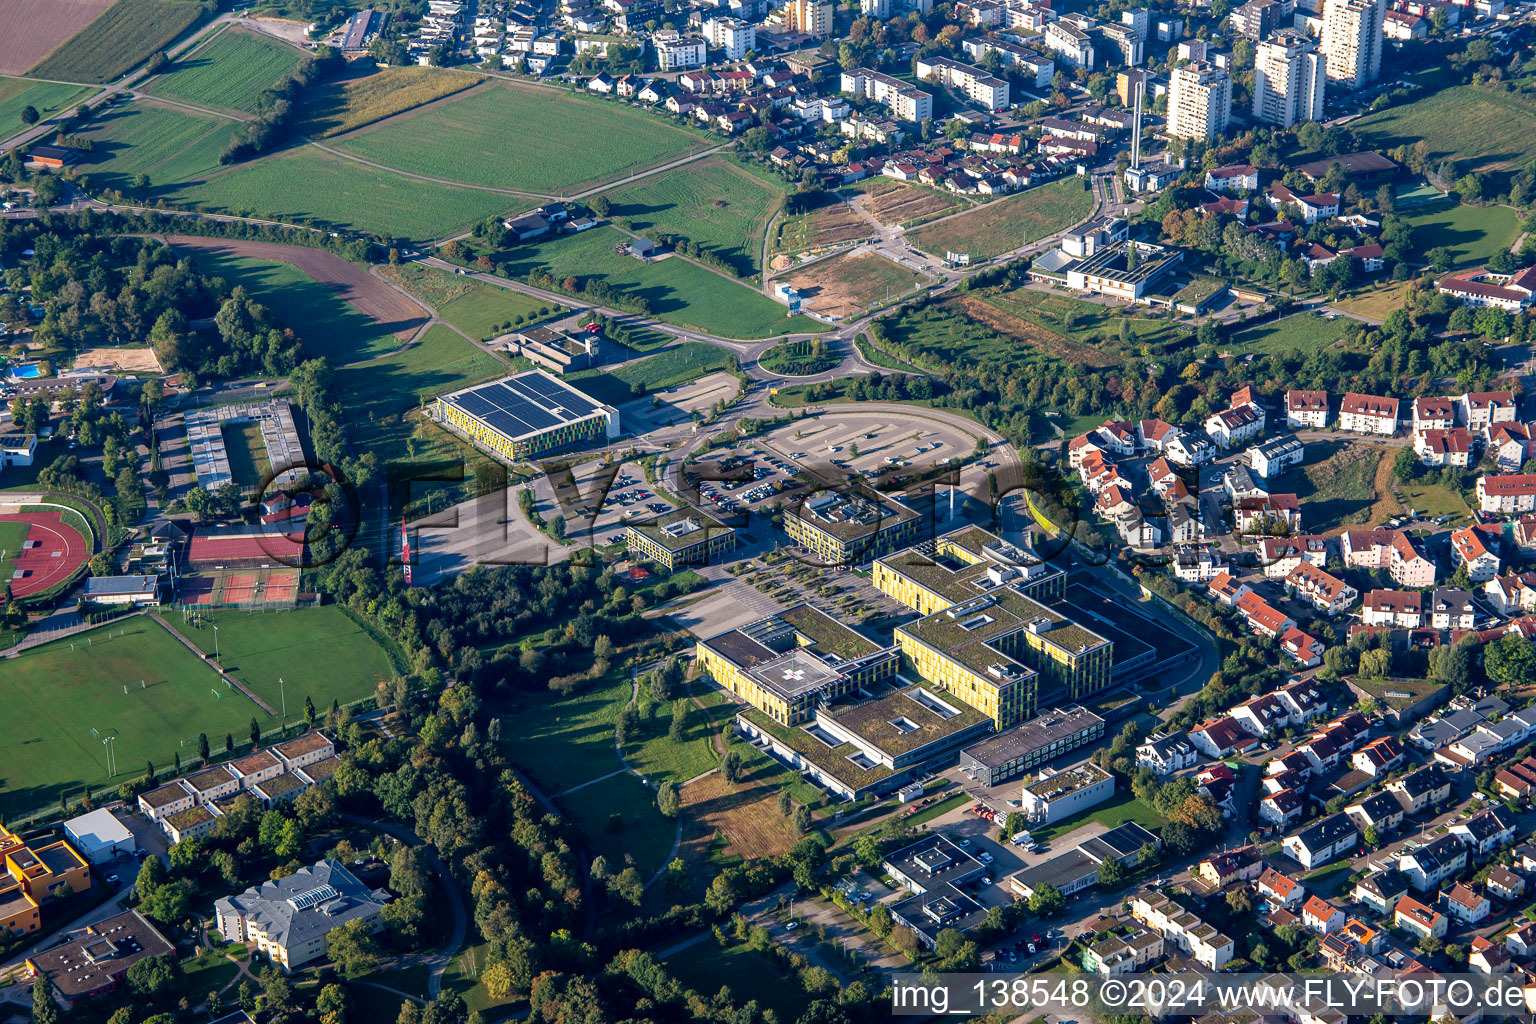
[445,372,603,441]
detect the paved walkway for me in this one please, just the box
[149,613,277,715]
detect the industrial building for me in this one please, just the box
[435,369,619,461]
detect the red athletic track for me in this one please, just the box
[3,511,87,598]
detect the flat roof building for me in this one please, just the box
[958,705,1106,786]
[436,370,619,461]
[625,506,736,572]
[782,488,920,565]
[26,911,173,1009]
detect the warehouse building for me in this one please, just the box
[436,370,619,461]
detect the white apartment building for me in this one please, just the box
[1167,61,1231,141]
[784,0,833,35]
[841,67,934,122]
[960,37,1054,88]
[1479,474,1536,515]
[1044,20,1095,67]
[702,17,755,60]
[652,31,706,70]
[915,56,1010,110]
[1253,31,1325,127]
[1322,0,1385,90]
[1338,392,1398,435]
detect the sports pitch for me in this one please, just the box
[0,619,262,818]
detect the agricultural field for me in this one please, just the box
[777,249,927,318]
[378,263,563,341]
[1400,199,1520,267]
[77,98,234,195]
[172,146,527,239]
[28,0,205,83]
[301,65,483,137]
[496,226,823,339]
[330,80,712,194]
[1271,441,1387,532]
[909,177,1095,260]
[602,157,786,276]
[162,605,398,714]
[679,764,801,860]
[0,619,264,820]
[1353,84,1536,189]
[144,26,308,114]
[770,197,875,258]
[856,178,963,226]
[0,77,95,141]
[570,341,736,406]
[1227,312,1356,355]
[334,323,508,466]
[185,247,420,364]
[0,0,117,76]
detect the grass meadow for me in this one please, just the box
[1353,84,1536,189]
[29,0,205,82]
[0,77,96,140]
[334,323,508,465]
[379,262,563,339]
[330,80,711,194]
[570,341,737,405]
[78,99,234,194]
[188,249,405,363]
[555,772,675,880]
[909,177,1096,260]
[497,226,822,339]
[1399,199,1520,267]
[162,605,399,715]
[145,26,308,113]
[172,146,527,238]
[0,619,261,819]
[1227,313,1356,355]
[603,157,786,276]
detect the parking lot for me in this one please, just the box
[551,458,680,546]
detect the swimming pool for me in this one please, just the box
[6,363,40,380]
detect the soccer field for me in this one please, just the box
[162,605,400,715]
[0,619,262,819]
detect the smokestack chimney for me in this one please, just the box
[1130,78,1143,171]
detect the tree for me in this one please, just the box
[249,717,261,747]
[1363,825,1382,849]
[1488,634,1536,688]
[198,732,211,762]
[1393,445,1419,482]
[668,699,689,743]
[721,749,743,783]
[1098,856,1126,888]
[793,804,813,833]
[31,976,59,1024]
[327,917,382,979]
[1028,882,1065,915]
[317,984,351,1024]
[126,954,180,999]
[778,790,793,816]
[20,105,38,126]
[657,780,680,817]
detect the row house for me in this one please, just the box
[1415,427,1473,467]
[1361,589,1422,628]
[1285,562,1358,615]
[1128,888,1235,970]
[1495,756,1536,800]
[1478,473,1536,515]
[1259,535,1327,579]
[1286,389,1330,429]
[1208,571,1251,607]
[1236,590,1296,639]
[1451,525,1501,582]
[1341,529,1435,587]
[1234,493,1301,533]
[1352,736,1405,776]
[1338,393,1399,435]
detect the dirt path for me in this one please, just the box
[147,613,277,715]
[162,234,430,340]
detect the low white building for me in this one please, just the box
[1020,763,1114,823]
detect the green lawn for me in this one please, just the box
[1027,789,1167,843]
[172,146,530,240]
[331,80,712,194]
[569,342,736,406]
[1302,861,1352,896]
[619,691,725,787]
[334,323,508,465]
[0,619,267,819]
[29,0,205,83]
[0,519,30,591]
[1397,479,1471,522]
[77,98,235,196]
[0,78,96,142]
[601,157,786,276]
[1353,83,1536,188]
[555,771,675,880]
[1400,199,1520,267]
[187,249,411,364]
[1270,441,1383,530]
[161,605,398,717]
[1227,313,1356,355]
[663,941,807,1022]
[979,287,1185,359]
[495,226,823,339]
[909,178,1096,261]
[220,421,269,486]
[495,676,631,793]
[380,261,562,340]
[443,943,526,1016]
[144,26,308,113]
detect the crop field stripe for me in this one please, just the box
[144,26,309,114]
[29,0,206,84]
[79,99,236,194]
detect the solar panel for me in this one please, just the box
[484,409,536,439]
[455,393,498,417]
[289,884,341,911]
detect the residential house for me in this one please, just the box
[1451,526,1501,582]
[1470,935,1511,975]
[1302,894,1345,934]
[1261,787,1306,827]
[1236,590,1296,639]
[1190,717,1261,759]
[1429,588,1474,630]
[1351,736,1404,776]
[1136,731,1199,775]
[1361,590,1423,628]
[1353,868,1408,916]
[1286,390,1330,428]
[1341,529,1436,587]
[1234,493,1302,533]
[1485,573,1536,615]
[1478,474,1536,515]
[1346,790,1405,834]
[1251,435,1305,478]
[1487,865,1525,902]
[1268,182,1340,223]
[1442,883,1490,925]
[1451,809,1516,857]
[1285,562,1358,615]
[1206,164,1259,191]
[1282,813,1357,870]
[1257,867,1304,909]
[1486,422,1534,472]
[1205,386,1267,448]
[1412,396,1456,433]
[1459,391,1517,432]
[1398,835,1467,891]
[1208,571,1252,607]
[1173,543,1223,582]
[1280,627,1325,667]
[1394,895,1447,940]
[1338,393,1399,435]
[1415,428,1473,467]
[1258,535,1327,579]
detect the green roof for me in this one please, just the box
[785,489,918,543]
[778,604,881,660]
[625,506,731,551]
[827,684,990,755]
[740,708,895,787]
[877,547,996,603]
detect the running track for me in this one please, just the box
[2,512,87,599]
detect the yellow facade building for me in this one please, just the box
[625,507,737,572]
[696,604,899,725]
[783,489,920,566]
[0,826,91,938]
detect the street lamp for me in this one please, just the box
[212,623,219,660]
[279,677,286,723]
